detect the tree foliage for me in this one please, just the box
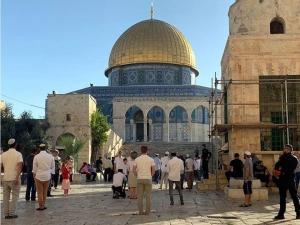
[90,110,110,163]
[1,105,50,157]
[57,136,86,157]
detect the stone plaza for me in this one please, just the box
[1,180,300,225]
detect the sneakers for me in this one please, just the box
[5,215,18,219]
[274,215,285,220]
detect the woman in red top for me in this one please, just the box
[61,161,70,196]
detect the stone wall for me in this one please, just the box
[46,94,97,166]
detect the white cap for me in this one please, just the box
[186,154,190,158]
[244,151,251,156]
[39,143,46,147]
[165,151,169,155]
[8,138,16,145]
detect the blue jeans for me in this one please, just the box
[295,172,300,190]
[25,173,36,201]
[198,168,203,181]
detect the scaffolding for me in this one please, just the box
[209,75,300,190]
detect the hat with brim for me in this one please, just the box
[244,151,251,156]
[39,143,46,147]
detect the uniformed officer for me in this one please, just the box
[201,144,212,179]
[274,144,300,220]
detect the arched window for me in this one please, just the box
[270,18,285,34]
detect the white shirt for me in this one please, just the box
[114,156,124,171]
[32,151,55,181]
[185,158,194,172]
[193,160,199,170]
[1,148,23,181]
[127,156,132,162]
[197,159,202,169]
[113,172,127,187]
[167,157,184,182]
[134,155,155,180]
[160,156,170,172]
[121,163,129,175]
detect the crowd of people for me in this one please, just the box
[1,137,299,220]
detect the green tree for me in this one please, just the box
[1,104,16,150]
[90,110,110,163]
[57,136,86,172]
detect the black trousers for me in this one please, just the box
[203,160,209,179]
[104,168,112,182]
[278,179,300,216]
[91,172,97,181]
[52,173,59,187]
[112,186,126,198]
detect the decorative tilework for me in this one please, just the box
[112,72,119,86]
[146,70,155,83]
[128,71,137,84]
[156,71,163,83]
[164,70,174,84]
[125,125,131,142]
[169,124,177,141]
[154,125,163,141]
[183,125,189,141]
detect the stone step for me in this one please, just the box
[224,186,268,200]
[229,178,262,189]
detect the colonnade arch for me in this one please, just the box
[120,100,210,143]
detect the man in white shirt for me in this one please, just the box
[1,138,23,219]
[114,150,124,173]
[159,151,170,189]
[185,154,194,189]
[112,169,127,199]
[197,156,203,181]
[32,143,55,211]
[152,154,161,184]
[103,156,113,182]
[167,152,184,205]
[133,146,155,215]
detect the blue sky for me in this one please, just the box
[1,0,233,119]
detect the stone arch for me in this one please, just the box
[191,105,210,124]
[147,106,165,142]
[270,17,285,34]
[169,106,188,123]
[124,105,148,142]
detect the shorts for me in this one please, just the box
[243,181,252,195]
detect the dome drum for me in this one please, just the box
[107,64,196,86]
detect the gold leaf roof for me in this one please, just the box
[105,19,198,76]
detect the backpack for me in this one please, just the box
[54,160,61,174]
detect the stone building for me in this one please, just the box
[46,10,221,165]
[218,0,300,168]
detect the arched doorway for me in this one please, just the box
[56,133,76,161]
[125,106,148,142]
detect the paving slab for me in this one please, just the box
[1,181,299,224]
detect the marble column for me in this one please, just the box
[130,119,134,142]
[144,118,147,142]
[188,118,192,142]
[165,116,169,142]
[148,119,153,142]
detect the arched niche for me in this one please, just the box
[125,105,142,124]
[191,106,210,124]
[147,106,165,124]
[169,106,188,123]
[270,17,285,34]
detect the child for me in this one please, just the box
[61,161,70,196]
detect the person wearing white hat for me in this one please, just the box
[159,151,170,189]
[32,143,55,211]
[1,138,23,219]
[239,151,254,207]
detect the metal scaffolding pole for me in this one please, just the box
[214,75,219,190]
[285,76,290,144]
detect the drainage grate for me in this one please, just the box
[207,216,238,220]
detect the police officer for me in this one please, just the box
[274,144,300,220]
[201,144,212,179]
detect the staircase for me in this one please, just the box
[196,169,228,191]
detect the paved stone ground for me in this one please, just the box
[1,181,300,225]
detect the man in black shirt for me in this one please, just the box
[25,148,37,202]
[201,144,212,179]
[225,153,243,182]
[254,161,271,187]
[95,157,103,172]
[274,144,300,220]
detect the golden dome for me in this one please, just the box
[106,19,198,76]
